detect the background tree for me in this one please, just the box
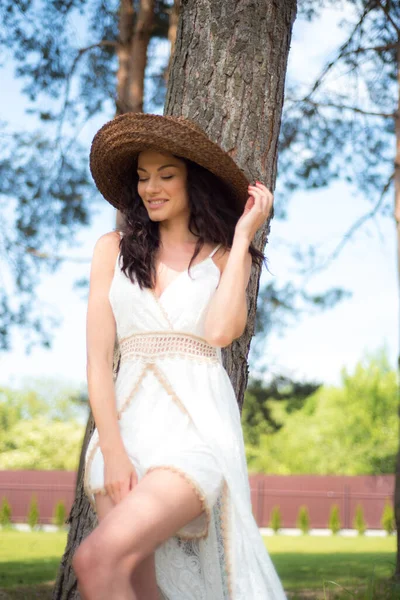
[245,350,397,475]
[0,0,173,350]
[279,0,400,576]
[53,0,297,597]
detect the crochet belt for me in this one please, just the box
[118,331,220,364]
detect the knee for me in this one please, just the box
[72,531,143,583]
[72,538,97,581]
[73,533,112,586]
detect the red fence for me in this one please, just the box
[0,471,76,525]
[249,474,394,529]
[0,470,394,529]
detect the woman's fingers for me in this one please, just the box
[248,182,273,216]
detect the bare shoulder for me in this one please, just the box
[90,231,121,282]
[92,231,121,263]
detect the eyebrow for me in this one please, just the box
[137,164,178,172]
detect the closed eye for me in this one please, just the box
[138,175,174,182]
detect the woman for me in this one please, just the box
[72,113,286,600]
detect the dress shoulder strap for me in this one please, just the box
[208,243,222,258]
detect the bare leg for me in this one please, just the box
[73,468,206,600]
[95,494,160,600]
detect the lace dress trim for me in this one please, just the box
[145,465,211,540]
[119,331,220,365]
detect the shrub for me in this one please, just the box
[269,505,282,534]
[328,504,341,535]
[0,497,12,527]
[27,495,40,530]
[381,499,395,535]
[353,504,367,535]
[53,500,67,529]
[296,505,310,535]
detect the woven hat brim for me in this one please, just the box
[89,113,249,212]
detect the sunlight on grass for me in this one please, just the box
[264,535,396,594]
[0,530,67,589]
[0,530,397,597]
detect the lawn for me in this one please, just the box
[265,535,398,598]
[0,530,67,591]
[0,530,397,599]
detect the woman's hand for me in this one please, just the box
[235,181,274,242]
[103,447,138,505]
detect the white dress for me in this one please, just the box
[83,237,287,600]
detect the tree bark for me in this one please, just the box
[53,1,296,596]
[393,38,400,580]
[165,0,297,411]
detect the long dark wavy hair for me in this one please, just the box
[118,155,267,289]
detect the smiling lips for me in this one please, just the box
[148,199,168,209]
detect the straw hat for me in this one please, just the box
[89,113,249,212]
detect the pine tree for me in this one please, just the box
[269,506,282,534]
[53,500,67,530]
[0,497,12,528]
[27,495,40,530]
[296,505,310,535]
[381,499,395,536]
[328,504,341,535]
[353,504,367,536]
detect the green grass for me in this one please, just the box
[264,535,397,598]
[0,530,67,589]
[0,530,397,599]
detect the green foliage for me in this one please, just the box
[353,504,366,536]
[269,506,282,534]
[0,380,86,470]
[381,499,395,536]
[27,496,40,530]
[242,376,321,446]
[296,505,310,535]
[0,497,12,527]
[328,505,341,535]
[246,350,397,476]
[53,500,67,529]
[0,417,85,470]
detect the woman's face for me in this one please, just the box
[136,150,189,222]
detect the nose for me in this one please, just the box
[146,176,161,195]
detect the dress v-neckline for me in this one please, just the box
[149,254,220,303]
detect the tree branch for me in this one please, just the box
[375,0,400,34]
[293,98,396,119]
[305,4,374,99]
[340,41,398,57]
[26,247,91,263]
[55,40,118,150]
[301,173,395,279]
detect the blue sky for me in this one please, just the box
[0,5,397,390]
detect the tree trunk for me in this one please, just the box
[165,0,297,411]
[393,38,400,580]
[128,0,155,113]
[116,0,155,115]
[165,0,181,85]
[116,0,135,115]
[53,1,296,596]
